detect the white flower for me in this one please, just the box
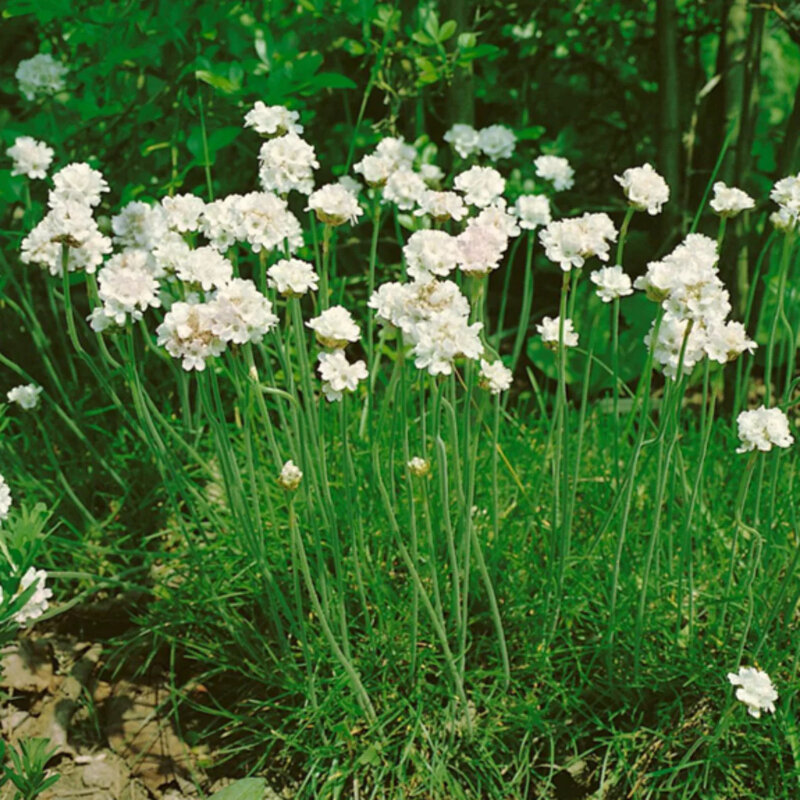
[307,306,360,348]
[317,351,368,402]
[736,406,794,454]
[515,195,551,230]
[407,456,430,477]
[414,190,467,222]
[258,133,319,195]
[176,246,233,291]
[382,168,427,210]
[51,163,109,208]
[456,223,508,276]
[267,258,319,296]
[96,251,162,324]
[454,166,506,208]
[112,201,169,250]
[16,53,67,100]
[338,175,362,196]
[703,320,756,364]
[353,154,394,186]
[374,137,417,169]
[539,213,617,271]
[710,182,755,218]
[11,568,53,626]
[537,316,578,349]
[411,310,484,376]
[278,460,303,491]
[534,155,574,191]
[156,300,227,371]
[236,192,304,254]
[404,230,460,282]
[210,279,278,344]
[444,124,480,159]
[770,173,800,224]
[615,163,670,215]
[198,194,244,251]
[478,125,516,161]
[244,102,303,137]
[590,265,633,303]
[7,136,54,179]
[419,163,444,185]
[161,194,206,233]
[307,183,363,226]
[727,667,778,718]
[473,200,520,238]
[21,201,111,276]
[479,359,512,394]
[7,384,43,410]
[0,474,10,520]
[644,311,707,380]
[153,232,192,276]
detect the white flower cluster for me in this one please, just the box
[454,166,506,208]
[306,306,367,401]
[515,195,551,230]
[727,666,778,718]
[590,265,633,303]
[770,173,800,231]
[735,407,794,454]
[21,163,112,276]
[539,212,617,271]
[370,279,483,376]
[267,258,319,297]
[615,163,670,215]
[258,132,319,195]
[7,136,54,179]
[443,123,517,161]
[307,183,363,226]
[278,460,303,491]
[637,234,756,378]
[7,384,43,410]
[16,53,68,100]
[479,359,513,394]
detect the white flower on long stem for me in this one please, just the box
[515,195,551,230]
[478,125,516,161]
[727,667,778,718]
[456,223,508,277]
[444,124,480,159]
[112,201,169,250]
[258,133,319,195]
[96,251,162,324]
[407,456,430,477]
[7,384,43,410]
[176,246,233,291]
[383,168,426,210]
[51,163,109,208]
[353,154,394,187]
[454,166,505,208]
[210,278,279,344]
[156,300,227,371]
[278,460,303,491]
[161,194,206,233]
[317,351,368,402]
[404,230,460,282]
[414,190,467,222]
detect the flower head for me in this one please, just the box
[537,316,578,349]
[615,163,669,215]
[317,351,368,401]
[16,53,67,100]
[515,195,551,230]
[0,474,12,521]
[710,182,755,218]
[407,456,431,477]
[258,134,319,195]
[478,125,516,161]
[534,155,574,191]
[278,460,303,491]
[479,359,513,394]
[307,183,363,226]
[7,137,54,179]
[7,384,43,410]
[244,102,303,137]
[11,568,53,627]
[736,406,794,453]
[51,163,109,208]
[444,124,480,159]
[590,265,633,303]
[727,667,778,718]
[267,258,319,297]
[307,306,360,348]
[404,230,460,282]
[454,166,505,208]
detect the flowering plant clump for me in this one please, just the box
[727,667,778,718]
[7,384,43,410]
[735,407,795,453]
